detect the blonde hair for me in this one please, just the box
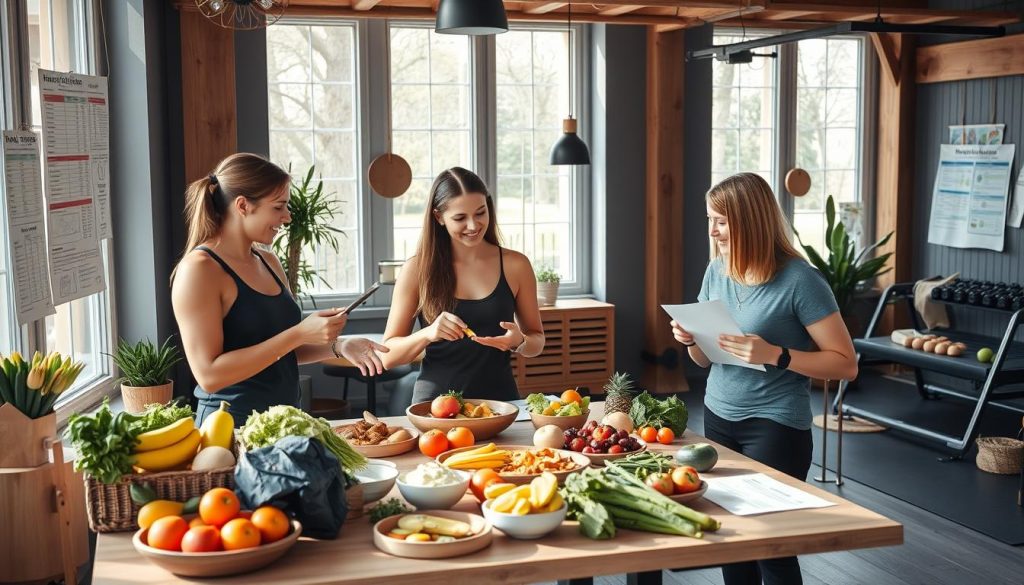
[172,153,290,281]
[706,172,803,285]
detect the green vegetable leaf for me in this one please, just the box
[368,498,412,523]
[240,405,367,474]
[628,392,688,436]
[525,393,549,414]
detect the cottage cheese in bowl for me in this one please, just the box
[402,462,465,487]
[397,462,471,510]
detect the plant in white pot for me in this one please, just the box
[107,337,182,413]
[536,266,561,307]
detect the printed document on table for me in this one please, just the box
[703,473,836,516]
[39,69,108,304]
[2,131,56,324]
[927,143,1015,251]
[662,302,766,372]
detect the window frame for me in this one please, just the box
[268,18,593,313]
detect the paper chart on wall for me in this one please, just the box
[2,131,56,324]
[1008,167,1024,229]
[949,124,1004,146]
[662,302,766,372]
[927,143,1015,251]
[38,69,108,305]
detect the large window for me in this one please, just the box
[711,33,868,253]
[266,21,589,305]
[0,0,117,416]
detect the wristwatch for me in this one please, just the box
[775,346,791,370]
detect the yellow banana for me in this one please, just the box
[132,428,201,471]
[445,459,507,470]
[134,417,196,453]
[200,401,235,450]
[444,449,508,465]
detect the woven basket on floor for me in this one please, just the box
[975,437,1024,475]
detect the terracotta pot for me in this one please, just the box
[537,281,559,306]
[121,381,173,413]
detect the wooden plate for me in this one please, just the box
[334,425,420,458]
[582,439,647,467]
[405,399,519,440]
[668,480,708,504]
[132,520,302,577]
[435,445,590,485]
[368,153,412,198]
[372,511,492,559]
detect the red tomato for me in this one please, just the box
[470,468,502,502]
[418,429,450,457]
[639,426,658,443]
[181,525,222,553]
[644,472,674,496]
[446,427,475,449]
[657,427,676,445]
[431,395,461,418]
[671,466,701,493]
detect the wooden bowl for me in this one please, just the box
[333,425,420,458]
[435,445,590,485]
[583,439,647,467]
[405,399,518,440]
[372,510,492,559]
[528,410,590,431]
[132,520,302,577]
[668,480,708,504]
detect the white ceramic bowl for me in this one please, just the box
[481,499,567,540]
[354,459,399,505]
[396,469,471,510]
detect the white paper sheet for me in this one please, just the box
[927,143,1015,251]
[949,123,1004,146]
[2,131,56,324]
[39,69,108,304]
[662,302,766,372]
[703,473,836,516]
[1008,167,1024,229]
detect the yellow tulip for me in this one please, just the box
[9,351,23,366]
[27,365,46,390]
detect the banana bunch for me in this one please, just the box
[0,351,86,419]
[131,417,202,472]
[441,442,510,470]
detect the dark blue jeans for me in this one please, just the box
[703,408,814,585]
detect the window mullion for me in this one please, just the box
[777,42,797,222]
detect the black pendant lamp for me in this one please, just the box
[435,0,508,36]
[549,2,590,165]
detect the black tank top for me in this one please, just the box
[192,246,301,427]
[412,248,518,403]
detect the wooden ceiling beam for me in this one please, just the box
[283,4,704,26]
[352,0,382,10]
[525,2,566,15]
[599,5,643,17]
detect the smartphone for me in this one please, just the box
[340,282,381,315]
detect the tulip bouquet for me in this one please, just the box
[0,351,86,419]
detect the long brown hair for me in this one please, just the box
[417,167,501,323]
[706,172,803,285]
[172,153,291,281]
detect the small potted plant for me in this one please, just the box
[107,337,182,413]
[536,266,561,307]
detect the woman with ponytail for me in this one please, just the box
[172,153,387,425]
[381,167,544,403]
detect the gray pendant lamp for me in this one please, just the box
[549,2,590,166]
[435,0,508,36]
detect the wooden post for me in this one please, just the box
[873,33,916,334]
[179,10,237,182]
[644,27,687,393]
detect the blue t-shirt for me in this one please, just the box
[697,256,839,430]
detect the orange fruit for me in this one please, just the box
[560,389,583,406]
[251,506,291,543]
[418,429,450,457]
[147,516,188,552]
[657,427,676,445]
[446,426,475,449]
[639,426,658,443]
[188,516,208,529]
[199,487,241,527]
[220,518,261,551]
[181,525,222,553]
[469,468,502,502]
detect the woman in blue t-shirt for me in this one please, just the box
[670,172,857,585]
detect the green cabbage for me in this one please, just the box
[240,405,367,474]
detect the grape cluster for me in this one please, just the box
[563,420,642,454]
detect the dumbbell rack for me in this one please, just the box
[832,281,1024,460]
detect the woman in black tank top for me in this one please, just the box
[382,167,545,403]
[171,154,388,426]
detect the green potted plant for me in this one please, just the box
[272,164,344,297]
[795,195,894,332]
[535,266,561,307]
[107,337,182,413]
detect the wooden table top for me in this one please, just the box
[92,403,902,584]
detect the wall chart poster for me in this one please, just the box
[38,69,109,304]
[927,143,1015,252]
[2,131,56,324]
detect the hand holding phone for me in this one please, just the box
[341,282,382,315]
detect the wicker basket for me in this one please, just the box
[975,437,1024,475]
[85,466,235,533]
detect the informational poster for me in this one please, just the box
[38,69,108,304]
[927,144,1015,252]
[1008,167,1024,229]
[2,131,56,324]
[949,124,1004,146]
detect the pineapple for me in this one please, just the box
[603,371,636,415]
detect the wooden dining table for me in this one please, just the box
[91,403,903,585]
